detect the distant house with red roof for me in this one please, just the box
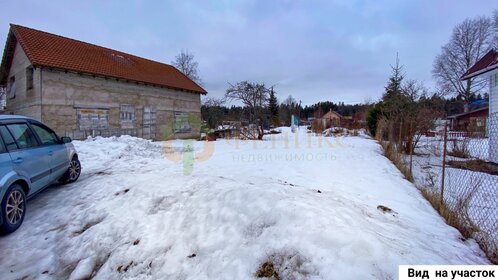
[0,24,206,140]
[461,49,498,163]
[447,106,488,133]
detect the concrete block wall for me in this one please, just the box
[40,69,202,140]
[3,42,42,120]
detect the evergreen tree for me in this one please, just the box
[366,105,381,136]
[268,87,279,126]
[381,55,409,121]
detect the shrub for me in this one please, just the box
[366,106,381,136]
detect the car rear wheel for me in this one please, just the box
[60,156,81,184]
[0,184,26,234]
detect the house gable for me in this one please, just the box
[1,39,42,119]
[322,111,342,119]
[0,29,17,86]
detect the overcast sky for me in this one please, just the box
[0,0,496,105]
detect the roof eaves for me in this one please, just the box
[9,24,36,64]
[5,24,208,94]
[461,63,498,80]
[461,49,498,80]
[40,65,207,94]
[0,29,17,85]
[447,107,489,119]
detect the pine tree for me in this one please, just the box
[268,87,279,126]
[381,54,409,121]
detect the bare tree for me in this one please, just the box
[401,80,441,153]
[280,95,300,126]
[201,96,226,129]
[493,10,498,48]
[172,49,202,85]
[432,17,494,108]
[225,81,270,140]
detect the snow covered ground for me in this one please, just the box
[0,127,489,279]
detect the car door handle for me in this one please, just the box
[12,157,24,164]
[48,151,54,156]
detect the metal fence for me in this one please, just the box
[377,113,498,263]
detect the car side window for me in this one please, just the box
[31,124,59,145]
[0,130,6,153]
[0,125,18,151]
[5,124,39,149]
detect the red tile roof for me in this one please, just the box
[0,24,207,94]
[461,49,498,80]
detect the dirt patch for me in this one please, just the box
[447,159,498,176]
[256,261,280,279]
[377,205,397,215]
[95,170,112,176]
[255,249,316,279]
[117,261,134,273]
[115,188,130,196]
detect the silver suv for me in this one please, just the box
[0,115,81,234]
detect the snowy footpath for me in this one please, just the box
[0,127,489,279]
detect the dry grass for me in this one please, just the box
[419,187,479,240]
[379,141,414,182]
[375,119,497,263]
[420,160,498,264]
[375,119,414,182]
[447,150,470,158]
[447,159,498,176]
[448,139,470,159]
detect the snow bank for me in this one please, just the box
[0,131,488,279]
[322,127,349,137]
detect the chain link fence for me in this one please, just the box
[442,114,497,263]
[377,113,498,263]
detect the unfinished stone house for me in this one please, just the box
[0,24,206,140]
